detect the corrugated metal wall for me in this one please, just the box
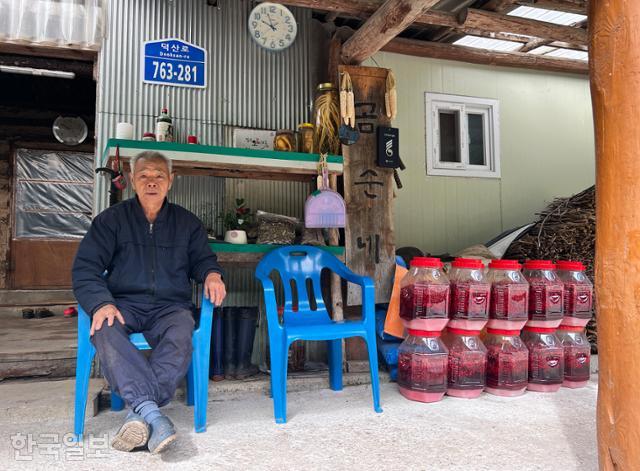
[96,0,319,313]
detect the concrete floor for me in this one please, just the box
[0,377,598,470]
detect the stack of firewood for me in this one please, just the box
[504,186,597,350]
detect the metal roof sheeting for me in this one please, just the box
[507,6,587,25]
[453,36,522,52]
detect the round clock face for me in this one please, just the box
[248,2,297,51]
[52,116,88,146]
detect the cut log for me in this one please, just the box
[590,1,640,469]
[382,37,588,74]
[341,0,440,64]
[340,65,395,305]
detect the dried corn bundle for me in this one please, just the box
[340,71,355,128]
[385,70,397,120]
[504,186,598,350]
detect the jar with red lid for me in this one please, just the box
[486,260,529,330]
[397,329,448,403]
[556,261,593,328]
[444,328,487,399]
[448,258,491,331]
[484,328,529,397]
[399,257,450,331]
[557,325,591,388]
[523,260,564,328]
[521,326,564,392]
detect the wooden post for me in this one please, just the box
[591,1,640,469]
[340,65,395,305]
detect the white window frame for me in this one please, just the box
[425,92,501,178]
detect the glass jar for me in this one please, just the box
[313,83,341,155]
[448,258,490,331]
[274,129,296,152]
[523,260,564,328]
[399,257,450,331]
[297,123,315,153]
[556,261,593,328]
[557,325,591,388]
[444,328,487,399]
[486,260,529,330]
[398,329,448,403]
[484,328,529,397]
[521,326,564,392]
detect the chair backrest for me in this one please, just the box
[256,245,345,325]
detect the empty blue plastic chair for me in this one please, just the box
[73,293,214,440]
[255,245,382,423]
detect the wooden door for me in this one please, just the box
[10,148,93,289]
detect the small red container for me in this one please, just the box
[444,328,487,399]
[523,260,564,328]
[399,257,450,331]
[484,328,529,397]
[556,261,593,328]
[447,258,490,331]
[557,324,591,388]
[398,329,448,403]
[486,260,529,330]
[521,326,564,393]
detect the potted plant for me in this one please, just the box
[223,198,252,244]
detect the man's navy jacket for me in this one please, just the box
[72,197,223,315]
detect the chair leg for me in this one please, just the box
[192,334,211,433]
[186,362,195,407]
[327,339,343,391]
[111,392,125,411]
[365,333,383,414]
[73,338,96,442]
[271,340,289,424]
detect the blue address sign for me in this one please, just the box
[142,38,207,88]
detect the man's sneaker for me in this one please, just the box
[147,416,177,454]
[111,411,149,452]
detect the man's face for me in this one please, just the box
[131,158,173,208]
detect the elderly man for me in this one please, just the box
[72,151,225,454]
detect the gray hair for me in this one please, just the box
[130,151,173,175]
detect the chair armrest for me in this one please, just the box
[330,265,376,323]
[195,292,215,336]
[255,273,283,330]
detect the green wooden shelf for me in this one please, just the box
[208,242,345,265]
[103,139,343,181]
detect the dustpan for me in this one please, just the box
[305,157,346,228]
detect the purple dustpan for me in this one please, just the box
[305,168,346,228]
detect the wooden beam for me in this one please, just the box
[428,8,587,45]
[515,0,587,15]
[382,37,588,74]
[519,18,587,52]
[278,1,587,45]
[0,54,94,78]
[341,0,440,65]
[590,0,640,469]
[484,0,519,12]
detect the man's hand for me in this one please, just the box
[204,272,226,307]
[90,304,125,336]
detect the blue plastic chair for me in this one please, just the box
[73,293,214,440]
[255,245,382,423]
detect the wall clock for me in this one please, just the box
[248,2,297,51]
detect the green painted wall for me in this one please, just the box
[364,52,595,255]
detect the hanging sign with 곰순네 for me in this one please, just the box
[142,38,206,88]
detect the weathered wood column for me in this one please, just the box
[590,1,640,469]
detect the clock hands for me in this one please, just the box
[261,19,276,31]
[266,13,278,30]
